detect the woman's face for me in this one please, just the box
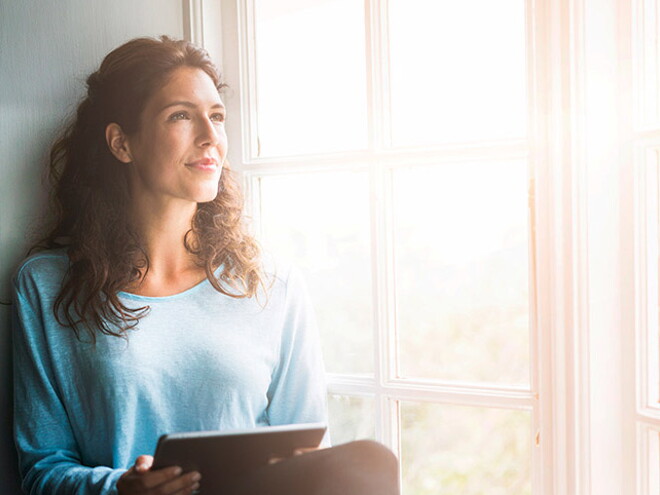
[123,66,227,207]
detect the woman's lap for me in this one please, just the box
[226,440,400,495]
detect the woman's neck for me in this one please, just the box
[126,198,207,296]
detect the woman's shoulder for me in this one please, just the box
[260,251,304,291]
[259,252,312,307]
[12,248,69,296]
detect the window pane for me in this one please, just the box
[653,430,660,495]
[401,401,532,495]
[393,161,529,385]
[327,394,375,445]
[388,0,527,147]
[254,0,368,157]
[641,148,660,407]
[636,0,660,127]
[258,171,373,375]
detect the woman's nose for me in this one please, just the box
[196,117,222,147]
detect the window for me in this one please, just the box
[198,0,592,492]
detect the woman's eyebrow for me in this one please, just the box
[158,100,225,113]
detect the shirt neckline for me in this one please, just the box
[118,266,223,302]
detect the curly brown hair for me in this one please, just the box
[37,35,269,341]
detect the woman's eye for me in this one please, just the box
[169,111,189,121]
[210,113,225,123]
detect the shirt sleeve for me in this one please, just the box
[265,264,331,446]
[12,282,126,495]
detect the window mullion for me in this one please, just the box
[364,0,390,152]
[235,0,259,163]
[371,156,394,449]
[366,0,396,454]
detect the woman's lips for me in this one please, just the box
[185,158,218,172]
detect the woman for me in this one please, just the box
[12,36,398,495]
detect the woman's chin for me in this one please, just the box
[195,187,221,204]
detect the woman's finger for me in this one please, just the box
[134,455,154,473]
[293,447,320,456]
[127,466,183,491]
[152,470,201,495]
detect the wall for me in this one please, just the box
[0,1,184,491]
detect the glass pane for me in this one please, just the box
[254,0,368,157]
[637,0,660,127]
[327,394,375,446]
[643,148,660,406]
[259,171,373,375]
[393,161,529,385]
[388,0,527,147]
[401,401,532,495]
[653,430,660,495]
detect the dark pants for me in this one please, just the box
[228,440,400,495]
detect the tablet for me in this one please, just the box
[152,422,327,492]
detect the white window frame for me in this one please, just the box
[184,0,613,493]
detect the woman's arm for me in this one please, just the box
[265,265,331,447]
[12,286,127,495]
[12,267,201,495]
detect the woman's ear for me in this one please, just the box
[105,123,133,164]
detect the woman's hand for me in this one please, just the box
[117,455,201,495]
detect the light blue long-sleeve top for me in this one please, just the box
[12,249,328,495]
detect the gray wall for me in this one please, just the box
[0,1,185,491]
